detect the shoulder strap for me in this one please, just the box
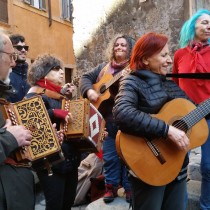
[103,63,111,74]
[27,86,65,100]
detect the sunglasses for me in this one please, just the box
[13,45,29,51]
[50,66,62,71]
[0,51,18,61]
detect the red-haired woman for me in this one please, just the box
[113,32,191,210]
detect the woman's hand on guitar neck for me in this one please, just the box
[87,89,99,102]
[167,125,190,151]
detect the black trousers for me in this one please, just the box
[37,167,78,210]
[130,175,187,210]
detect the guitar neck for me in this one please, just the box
[182,98,210,128]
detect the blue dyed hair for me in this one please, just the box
[179,9,210,48]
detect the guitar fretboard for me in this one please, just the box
[105,66,130,89]
[182,98,210,129]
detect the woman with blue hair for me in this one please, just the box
[173,9,210,210]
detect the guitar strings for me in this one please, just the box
[163,100,210,140]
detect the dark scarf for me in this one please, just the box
[35,79,62,93]
[12,62,28,77]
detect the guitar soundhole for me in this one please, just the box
[172,120,188,133]
[99,85,106,94]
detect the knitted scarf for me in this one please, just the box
[36,79,62,93]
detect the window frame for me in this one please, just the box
[0,0,8,23]
[23,0,46,11]
[61,0,73,22]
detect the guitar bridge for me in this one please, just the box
[146,140,166,164]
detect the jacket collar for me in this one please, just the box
[132,69,166,81]
[0,80,16,99]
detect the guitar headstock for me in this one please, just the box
[71,75,81,87]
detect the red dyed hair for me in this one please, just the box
[130,32,168,71]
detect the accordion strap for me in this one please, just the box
[28,86,65,100]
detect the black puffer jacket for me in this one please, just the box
[113,70,190,139]
[113,70,190,181]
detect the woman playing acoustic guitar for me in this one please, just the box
[80,34,135,203]
[113,32,192,210]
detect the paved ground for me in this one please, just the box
[35,148,202,210]
[35,182,88,210]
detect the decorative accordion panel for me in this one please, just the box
[61,99,105,152]
[89,103,105,150]
[61,99,89,137]
[1,96,61,162]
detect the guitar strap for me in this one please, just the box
[166,73,210,79]
[27,86,65,100]
[102,63,111,75]
[96,63,111,83]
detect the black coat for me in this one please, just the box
[9,62,30,103]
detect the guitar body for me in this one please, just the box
[116,98,209,186]
[92,73,113,109]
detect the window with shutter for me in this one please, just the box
[61,0,72,22]
[0,0,8,23]
[23,0,46,10]
[23,0,31,4]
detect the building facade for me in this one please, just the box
[0,0,75,83]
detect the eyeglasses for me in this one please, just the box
[51,66,62,71]
[13,45,29,51]
[0,51,18,61]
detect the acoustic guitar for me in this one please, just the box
[116,98,210,186]
[92,66,131,110]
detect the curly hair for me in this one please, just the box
[106,34,136,61]
[27,54,63,86]
[9,34,25,45]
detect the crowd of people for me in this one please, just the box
[0,8,210,210]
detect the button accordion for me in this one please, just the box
[60,99,105,153]
[0,95,63,173]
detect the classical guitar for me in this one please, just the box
[116,98,210,186]
[92,66,131,110]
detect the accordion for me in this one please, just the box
[0,95,63,173]
[60,99,105,153]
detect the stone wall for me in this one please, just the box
[71,0,208,76]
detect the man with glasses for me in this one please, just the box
[8,34,30,102]
[0,29,34,210]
